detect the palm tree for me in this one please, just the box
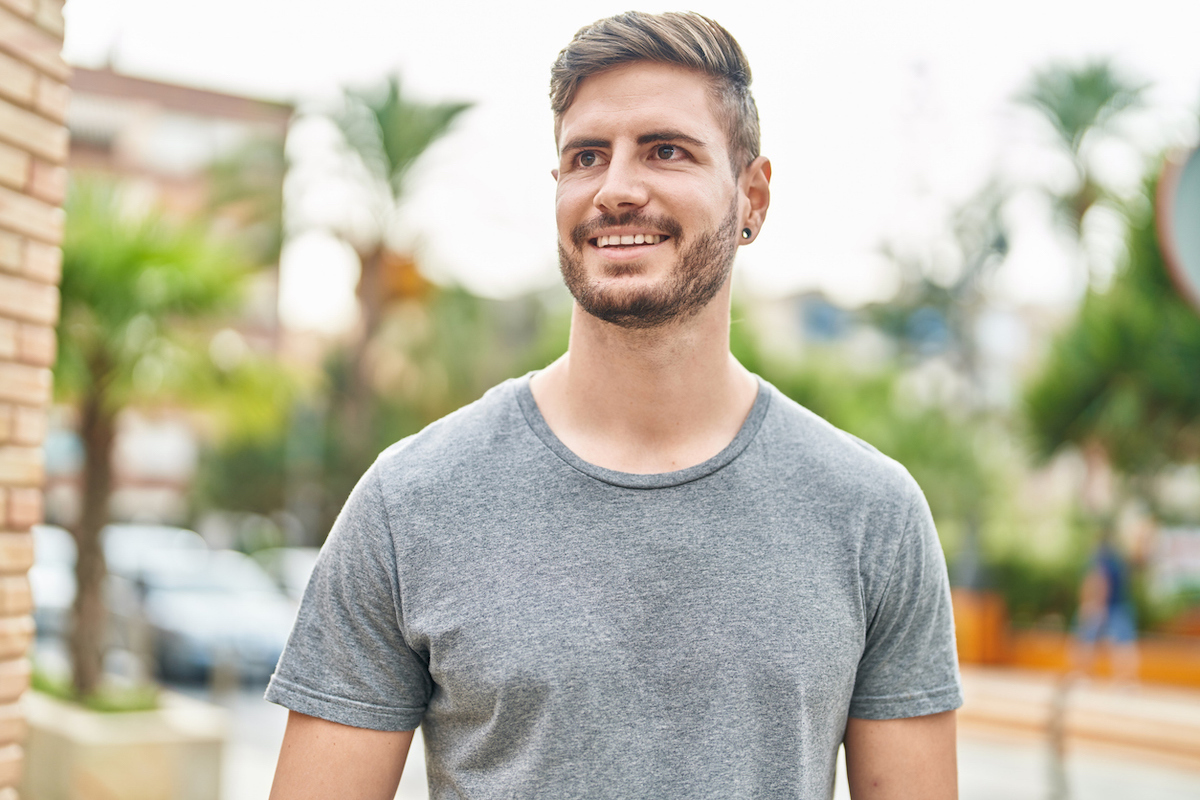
[327,76,470,453]
[1016,59,1147,286]
[56,181,247,697]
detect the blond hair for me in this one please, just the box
[550,11,760,174]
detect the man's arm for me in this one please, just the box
[843,711,957,800]
[269,711,415,800]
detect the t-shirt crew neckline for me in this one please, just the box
[514,372,772,490]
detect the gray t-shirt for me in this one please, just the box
[266,374,962,799]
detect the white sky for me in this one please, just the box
[62,0,1200,331]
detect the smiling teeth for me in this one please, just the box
[596,234,663,247]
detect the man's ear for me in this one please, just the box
[739,156,771,242]
[551,168,559,181]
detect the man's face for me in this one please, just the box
[554,61,744,329]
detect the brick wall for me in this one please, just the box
[0,0,66,792]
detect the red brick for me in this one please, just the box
[0,184,61,243]
[26,159,63,205]
[0,577,30,616]
[0,231,17,273]
[0,0,33,19]
[0,659,27,705]
[11,405,42,445]
[0,7,67,80]
[0,50,33,107]
[0,320,13,360]
[33,72,65,122]
[0,273,57,324]
[0,619,32,664]
[0,363,49,406]
[15,322,52,366]
[0,534,30,574]
[20,239,56,282]
[5,488,36,530]
[0,701,26,745]
[0,446,40,486]
[0,96,67,164]
[33,0,59,38]
[0,142,24,192]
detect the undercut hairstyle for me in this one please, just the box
[550,11,760,175]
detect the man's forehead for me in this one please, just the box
[555,62,723,146]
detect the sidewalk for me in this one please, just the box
[959,665,1200,772]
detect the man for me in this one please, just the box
[268,11,961,799]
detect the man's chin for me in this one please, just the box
[574,285,696,330]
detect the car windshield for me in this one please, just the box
[103,524,208,578]
[142,550,280,595]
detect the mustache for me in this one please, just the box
[570,212,684,249]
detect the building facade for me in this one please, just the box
[0,0,68,791]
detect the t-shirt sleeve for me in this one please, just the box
[848,487,963,720]
[264,463,431,731]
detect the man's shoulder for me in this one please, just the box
[758,379,922,510]
[371,375,531,485]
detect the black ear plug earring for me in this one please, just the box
[742,228,752,240]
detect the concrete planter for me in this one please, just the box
[20,689,227,800]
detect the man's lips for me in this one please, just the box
[571,213,683,249]
[590,233,669,248]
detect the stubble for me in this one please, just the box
[558,199,740,330]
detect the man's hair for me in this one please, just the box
[550,11,760,174]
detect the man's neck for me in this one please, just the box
[529,286,758,475]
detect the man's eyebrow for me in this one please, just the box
[560,138,610,153]
[637,131,707,148]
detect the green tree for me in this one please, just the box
[1024,167,1200,485]
[289,75,473,526]
[206,136,288,267]
[1017,59,1147,286]
[56,181,256,697]
[331,76,470,426]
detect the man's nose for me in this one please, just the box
[593,156,649,214]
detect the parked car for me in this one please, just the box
[139,548,296,683]
[30,522,210,652]
[30,523,292,683]
[102,523,207,583]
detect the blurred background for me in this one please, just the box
[12,0,1200,798]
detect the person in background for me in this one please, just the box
[1075,525,1139,683]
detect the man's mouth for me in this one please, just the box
[591,234,669,248]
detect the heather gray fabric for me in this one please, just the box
[266,374,962,799]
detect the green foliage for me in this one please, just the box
[1017,59,1147,241]
[194,434,288,518]
[335,75,471,205]
[57,181,247,409]
[1024,171,1200,474]
[32,666,158,713]
[1017,59,1147,157]
[987,556,1084,628]
[206,137,287,264]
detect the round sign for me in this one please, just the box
[1157,147,1200,313]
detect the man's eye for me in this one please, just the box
[655,144,677,160]
[576,151,598,167]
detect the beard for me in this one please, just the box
[557,199,740,330]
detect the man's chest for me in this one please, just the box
[392,493,869,722]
